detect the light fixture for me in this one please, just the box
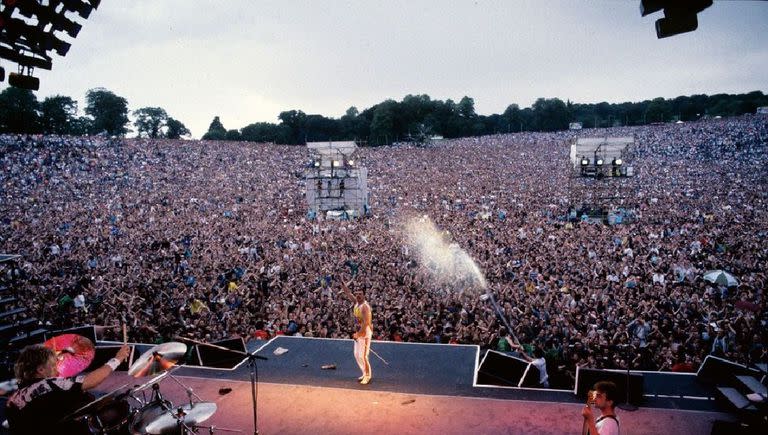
[581,158,589,166]
[596,158,604,166]
[348,160,355,166]
[332,160,340,167]
[9,72,40,91]
[313,161,320,167]
[614,158,623,166]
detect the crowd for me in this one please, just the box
[1,114,766,389]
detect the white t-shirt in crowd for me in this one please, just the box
[595,415,619,435]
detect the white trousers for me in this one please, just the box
[354,326,373,376]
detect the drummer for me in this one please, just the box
[5,343,130,434]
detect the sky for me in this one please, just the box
[3,0,767,138]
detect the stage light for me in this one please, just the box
[655,14,697,39]
[640,0,664,16]
[8,72,40,91]
[596,159,604,166]
[42,34,71,56]
[52,16,83,38]
[348,160,355,166]
[61,0,94,19]
[581,158,589,166]
[614,158,623,166]
[640,0,713,39]
[313,161,320,167]
[332,160,340,167]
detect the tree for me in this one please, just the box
[225,129,241,141]
[69,116,93,136]
[241,122,280,142]
[277,110,308,144]
[40,95,78,135]
[133,107,168,138]
[202,116,227,140]
[503,104,523,132]
[85,88,129,136]
[457,96,476,119]
[165,117,191,139]
[531,97,570,131]
[644,97,670,123]
[369,100,397,145]
[0,87,39,133]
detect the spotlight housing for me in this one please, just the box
[581,158,589,166]
[596,159,604,166]
[614,158,623,166]
[8,72,40,91]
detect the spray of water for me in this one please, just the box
[403,216,487,292]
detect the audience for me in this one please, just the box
[1,114,765,389]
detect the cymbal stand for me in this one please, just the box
[167,371,204,407]
[174,335,267,435]
[196,424,243,434]
[171,407,197,435]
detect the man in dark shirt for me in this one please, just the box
[6,343,130,434]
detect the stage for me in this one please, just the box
[93,336,733,434]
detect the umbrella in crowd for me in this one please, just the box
[702,270,739,287]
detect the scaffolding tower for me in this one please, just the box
[567,136,637,224]
[305,141,369,219]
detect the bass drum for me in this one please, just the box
[129,399,180,435]
[85,396,132,435]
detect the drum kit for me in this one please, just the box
[44,334,241,434]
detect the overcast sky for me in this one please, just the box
[4,0,767,138]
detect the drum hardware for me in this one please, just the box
[174,335,267,435]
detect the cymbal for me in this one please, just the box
[43,333,95,377]
[128,342,187,378]
[145,402,217,434]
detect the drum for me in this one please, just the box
[86,396,132,434]
[129,399,180,435]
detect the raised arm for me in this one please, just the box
[340,279,356,303]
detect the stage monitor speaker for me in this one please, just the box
[477,350,540,388]
[89,345,130,372]
[197,338,246,369]
[696,355,761,386]
[575,367,644,405]
[45,325,97,344]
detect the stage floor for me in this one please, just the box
[92,336,733,434]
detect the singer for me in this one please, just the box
[341,279,373,384]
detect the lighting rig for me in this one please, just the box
[0,0,101,90]
[640,0,713,39]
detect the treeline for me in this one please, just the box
[203,91,768,145]
[1,86,765,145]
[0,87,190,139]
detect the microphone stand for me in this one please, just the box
[175,336,267,434]
[617,333,638,412]
[246,350,268,435]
